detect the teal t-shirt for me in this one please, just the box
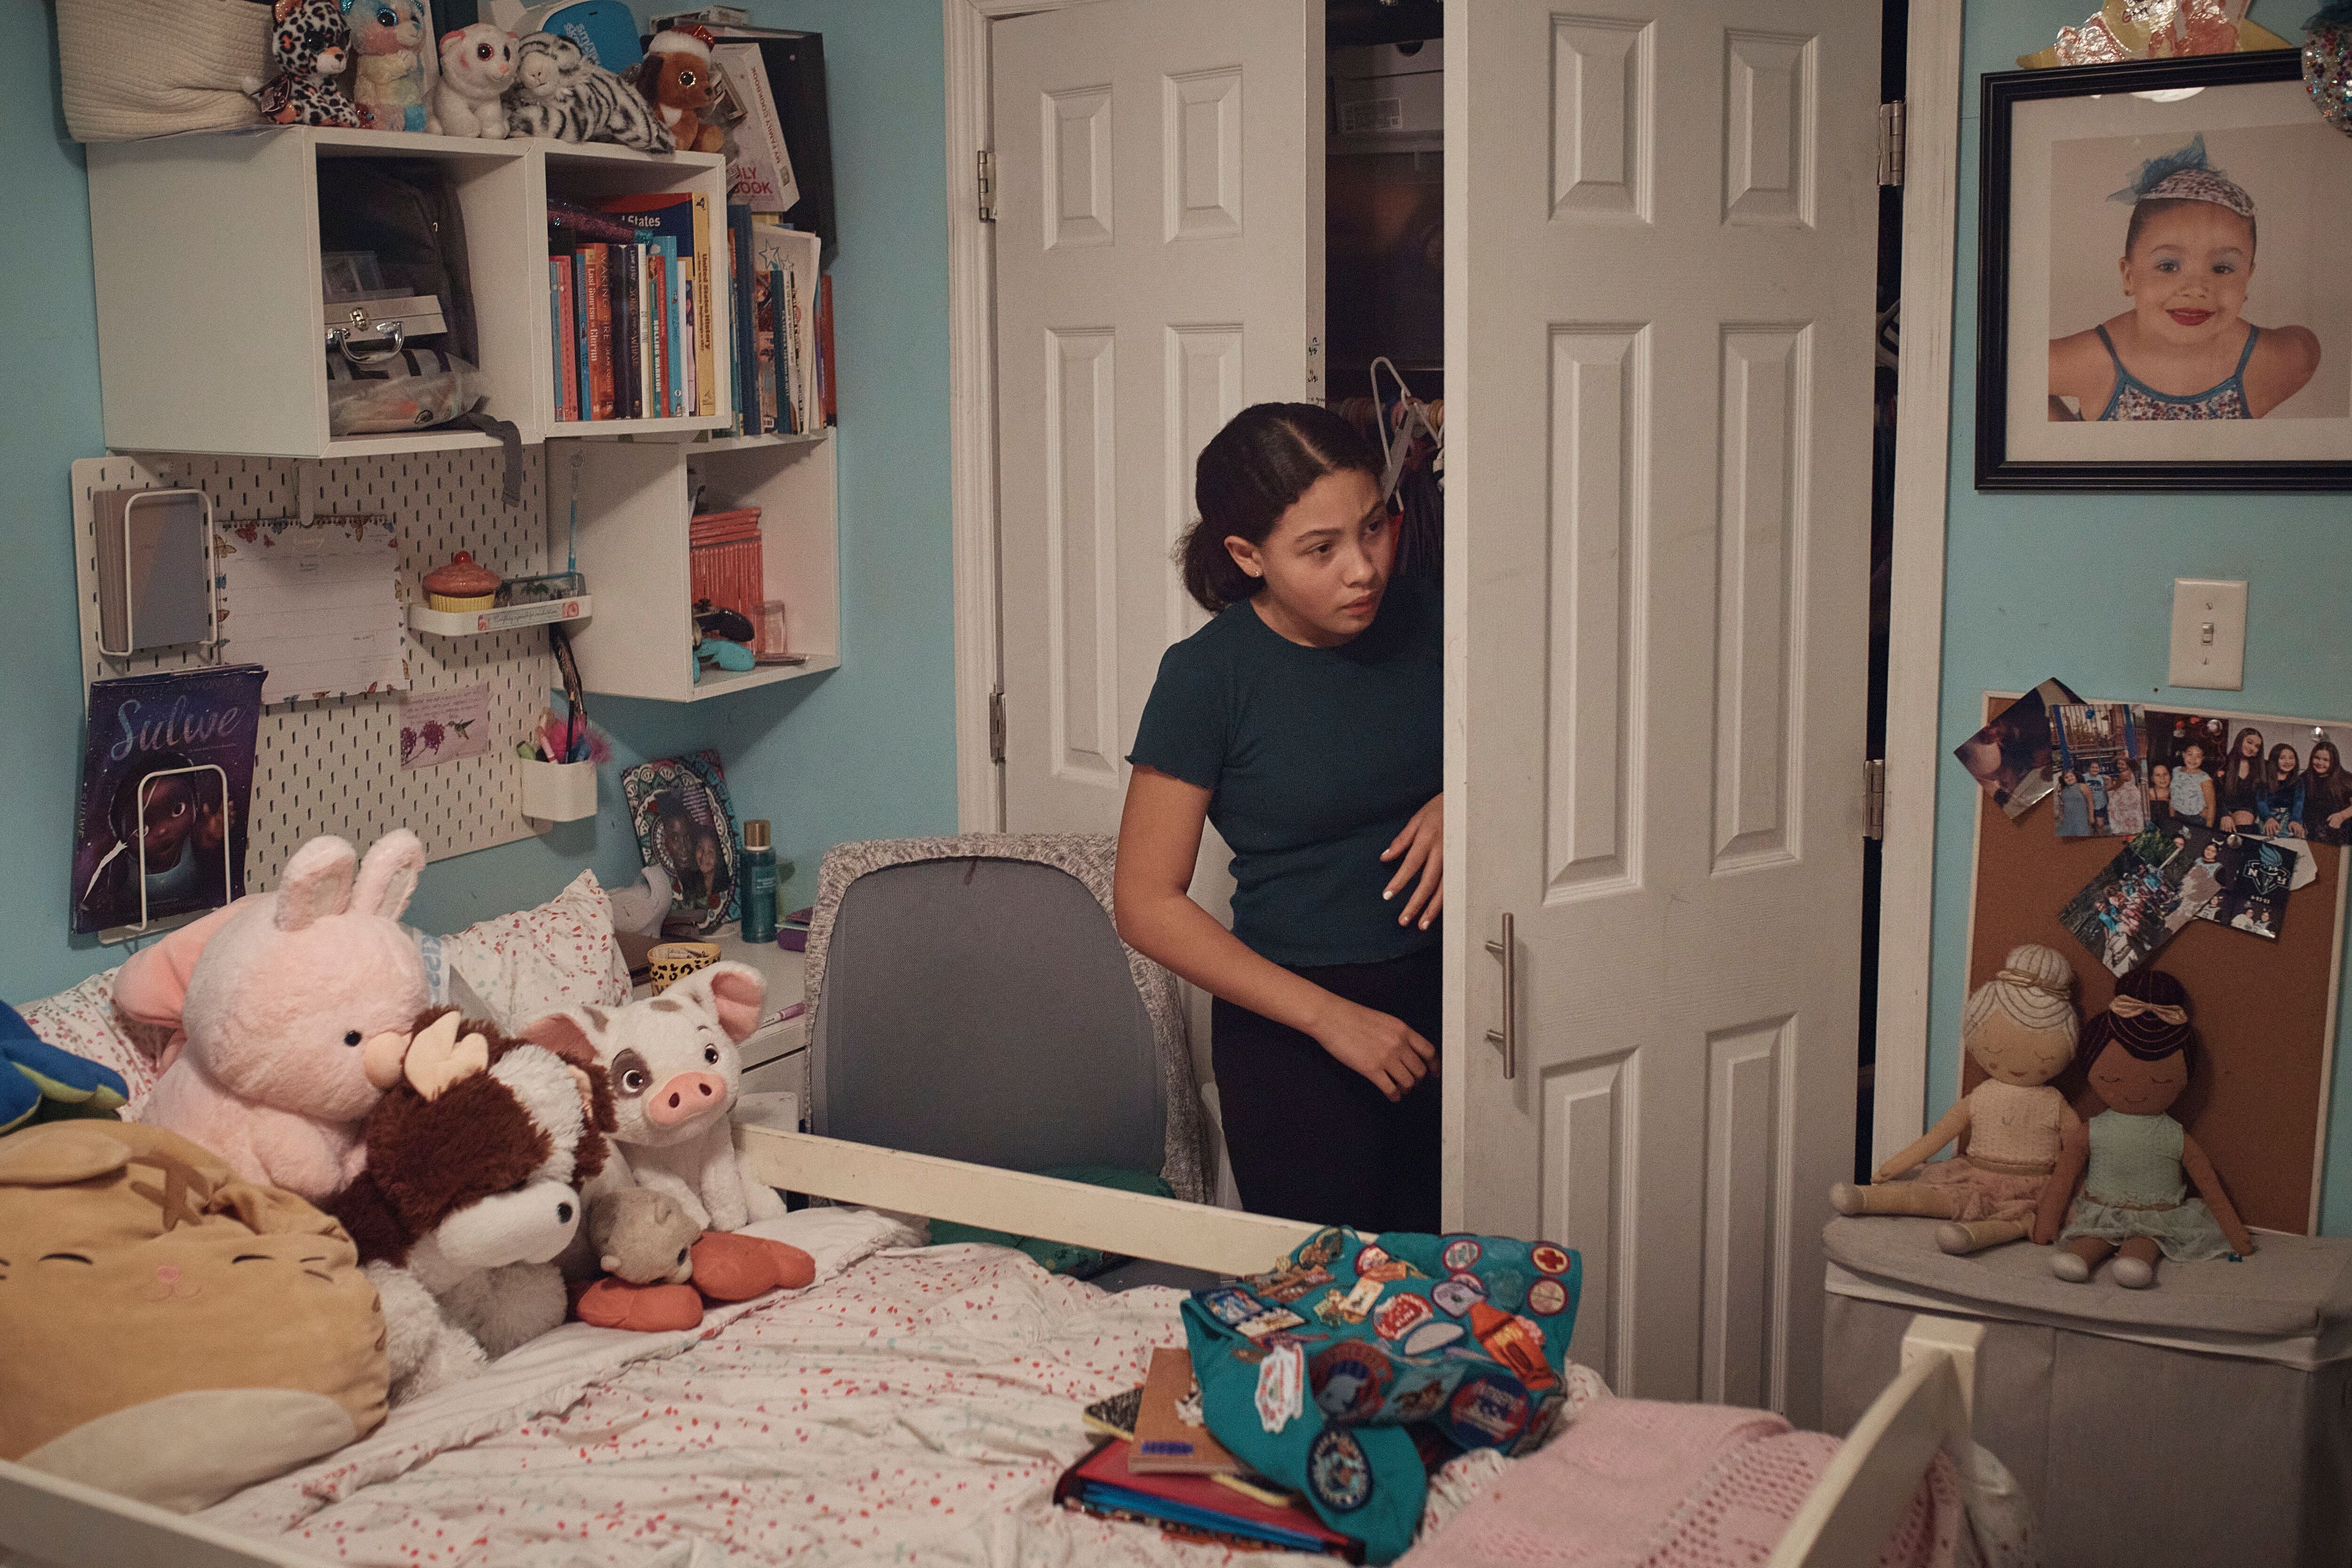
[1128,577,1442,970]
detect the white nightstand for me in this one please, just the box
[633,924,809,1130]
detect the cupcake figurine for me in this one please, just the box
[423,551,502,612]
[2048,970,2253,1289]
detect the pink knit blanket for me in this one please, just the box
[1402,1396,1962,1568]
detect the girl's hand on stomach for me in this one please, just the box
[1381,793,1444,929]
[1311,997,1436,1102]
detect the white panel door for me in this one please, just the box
[1448,0,1879,1427]
[993,0,1323,836]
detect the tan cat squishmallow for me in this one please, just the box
[0,1120,387,1510]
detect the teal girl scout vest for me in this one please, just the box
[1182,1226,1583,1563]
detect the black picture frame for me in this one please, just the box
[1976,50,2352,492]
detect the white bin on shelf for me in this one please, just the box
[519,758,597,822]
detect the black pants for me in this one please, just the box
[1212,946,1441,1235]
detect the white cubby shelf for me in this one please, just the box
[86,127,731,458]
[561,436,839,703]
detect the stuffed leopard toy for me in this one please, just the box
[252,0,374,128]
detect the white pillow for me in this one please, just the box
[427,870,631,1033]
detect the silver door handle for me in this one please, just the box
[1485,911,1516,1080]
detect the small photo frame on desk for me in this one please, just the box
[1977,51,2352,491]
[620,750,742,935]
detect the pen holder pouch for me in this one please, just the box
[519,758,597,823]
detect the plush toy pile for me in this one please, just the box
[3,830,811,1459]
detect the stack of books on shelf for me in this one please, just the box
[726,209,832,438]
[688,507,764,633]
[547,195,720,423]
[1056,1349,1362,1561]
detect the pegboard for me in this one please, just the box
[71,448,556,897]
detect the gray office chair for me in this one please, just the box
[804,834,1213,1207]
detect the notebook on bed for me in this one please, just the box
[1054,1438,1364,1561]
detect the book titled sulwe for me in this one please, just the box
[71,666,265,937]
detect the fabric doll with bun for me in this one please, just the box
[2048,970,2253,1289]
[1832,942,2082,1255]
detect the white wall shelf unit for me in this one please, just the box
[560,434,838,703]
[86,128,731,458]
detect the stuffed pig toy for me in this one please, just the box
[136,832,429,1202]
[526,961,785,1234]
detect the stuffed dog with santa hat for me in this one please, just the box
[636,26,724,154]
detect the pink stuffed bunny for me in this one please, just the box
[135,832,430,1201]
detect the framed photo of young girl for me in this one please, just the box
[1977,51,2352,491]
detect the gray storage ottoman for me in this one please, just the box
[1820,1216,2352,1568]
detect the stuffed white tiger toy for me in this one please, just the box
[505,31,673,152]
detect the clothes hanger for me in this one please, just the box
[1368,355,1443,503]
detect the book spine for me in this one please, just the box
[649,251,670,420]
[548,260,567,422]
[659,236,684,418]
[782,266,801,435]
[816,273,835,425]
[692,192,715,416]
[731,205,758,434]
[617,246,638,419]
[608,243,631,420]
[635,243,653,420]
[584,246,613,421]
[557,262,580,423]
[762,263,783,434]
[573,252,592,421]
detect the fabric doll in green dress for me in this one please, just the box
[2047,969,2253,1289]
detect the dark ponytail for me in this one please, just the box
[1178,402,1382,613]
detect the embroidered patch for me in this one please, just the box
[1445,1373,1531,1449]
[1235,1307,1306,1340]
[1374,1292,1434,1342]
[1391,1374,1450,1422]
[1469,1303,1558,1392]
[1311,1276,1384,1326]
[1481,1265,1529,1313]
[1297,1228,1347,1268]
[1431,1273,1487,1317]
[1307,1428,1373,1512]
[1401,1319,1466,1356]
[1311,1341,1395,1422]
[1531,1243,1572,1276]
[1197,1286,1267,1327]
[1441,1237,1483,1272]
[1250,1264,1333,1304]
[1256,1340,1305,1433]
[1528,1276,1569,1316]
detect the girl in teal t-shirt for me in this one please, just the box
[1115,404,1442,1233]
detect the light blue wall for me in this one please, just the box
[0,1,955,1005]
[1929,1,2352,1233]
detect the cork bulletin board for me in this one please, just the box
[1963,696,2348,1234]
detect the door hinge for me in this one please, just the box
[1877,99,1905,187]
[976,149,998,224]
[988,688,1007,764]
[1863,757,1887,840]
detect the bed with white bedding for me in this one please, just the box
[201,1208,1270,1568]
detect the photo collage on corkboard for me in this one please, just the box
[1966,693,2348,1234]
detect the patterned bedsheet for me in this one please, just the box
[203,1207,1300,1567]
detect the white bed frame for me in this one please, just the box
[0,1128,1989,1568]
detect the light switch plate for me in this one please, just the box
[2168,578,2247,690]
